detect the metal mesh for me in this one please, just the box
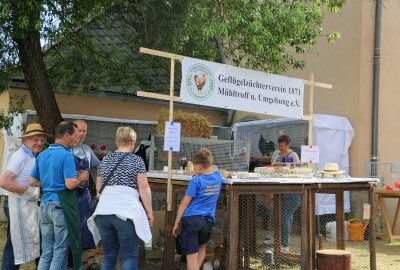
[236,192,303,269]
[148,134,251,172]
[26,114,156,152]
[26,113,233,152]
[233,119,308,159]
[314,190,373,270]
[364,162,400,188]
[138,187,166,268]
[212,126,233,140]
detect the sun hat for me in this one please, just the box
[18,123,49,138]
[317,163,346,175]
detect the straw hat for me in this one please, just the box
[317,163,346,175]
[19,123,49,138]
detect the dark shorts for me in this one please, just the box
[179,216,213,255]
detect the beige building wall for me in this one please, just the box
[8,88,227,127]
[0,91,10,168]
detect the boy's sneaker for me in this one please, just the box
[281,246,290,253]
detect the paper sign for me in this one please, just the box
[363,203,371,220]
[163,122,181,152]
[301,145,320,164]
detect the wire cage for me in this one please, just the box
[236,192,305,270]
[233,119,309,159]
[148,134,251,172]
[364,162,400,188]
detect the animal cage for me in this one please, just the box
[148,134,251,172]
[25,110,232,153]
[232,118,309,158]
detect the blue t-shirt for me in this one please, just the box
[183,171,222,222]
[31,144,77,202]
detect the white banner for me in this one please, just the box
[180,57,305,119]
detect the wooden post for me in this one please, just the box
[137,47,183,212]
[308,73,314,146]
[303,73,332,146]
[166,58,175,211]
[227,187,239,270]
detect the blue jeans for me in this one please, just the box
[2,197,20,270]
[37,201,69,270]
[95,215,140,270]
[281,194,301,247]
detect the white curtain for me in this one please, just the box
[313,114,355,215]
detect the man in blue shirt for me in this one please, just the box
[30,122,89,270]
[173,148,222,270]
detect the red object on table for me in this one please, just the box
[386,185,393,190]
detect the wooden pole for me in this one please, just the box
[308,73,314,146]
[167,58,175,211]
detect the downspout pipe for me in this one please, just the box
[371,0,382,164]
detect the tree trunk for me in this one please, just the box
[14,30,63,137]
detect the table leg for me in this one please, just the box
[335,191,345,250]
[310,191,316,270]
[369,187,377,270]
[301,189,308,270]
[380,197,394,242]
[227,188,239,270]
[163,191,177,270]
[274,194,282,260]
[391,199,400,235]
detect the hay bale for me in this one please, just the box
[156,109,213,138]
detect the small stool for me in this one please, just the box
[316,249,351,270]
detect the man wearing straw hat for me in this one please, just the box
[0,123,47,269]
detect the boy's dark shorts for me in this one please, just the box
[178,215,213,255]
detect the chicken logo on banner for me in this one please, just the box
[194,73,206,91]
[185,63,215,101]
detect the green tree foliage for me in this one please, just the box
[45,0,346,95]
[0,0,346,132]
[0,0,111,133]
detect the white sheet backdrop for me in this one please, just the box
[312,114,354,215]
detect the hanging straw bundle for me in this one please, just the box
[156,109,213,138]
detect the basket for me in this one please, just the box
[346,218,368,242]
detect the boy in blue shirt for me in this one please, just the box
[173,148,222,270]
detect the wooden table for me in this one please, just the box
[374,189,400,242]
[146,174,378,270]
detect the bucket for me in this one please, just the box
[346,218,368,242]
[326,221,350,242]
[262,249,274,266]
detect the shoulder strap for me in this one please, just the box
[99,153,129,194]
[285,151,293,158]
